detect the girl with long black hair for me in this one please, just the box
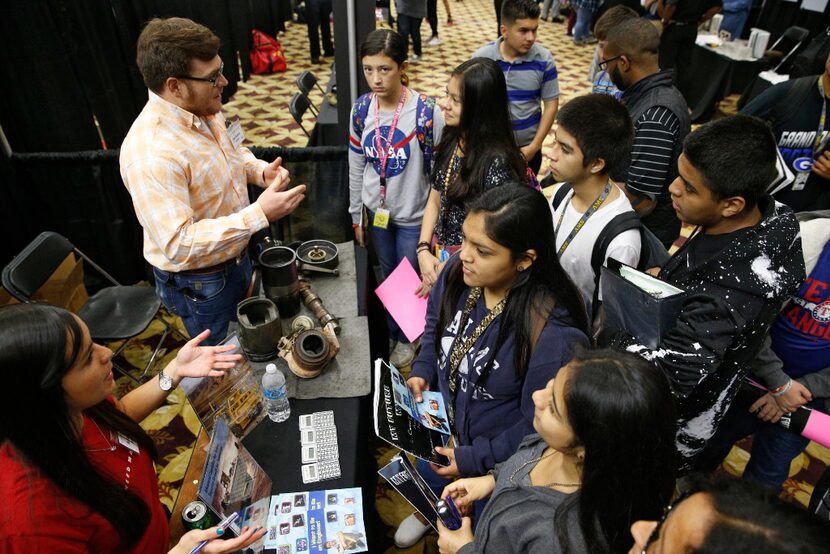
[437,347,677,553]
[416,57,527,297]
[0,304,266,553]
[395,184,589,547]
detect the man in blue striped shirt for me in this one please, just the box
[473,0,559,174]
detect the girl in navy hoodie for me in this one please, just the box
[395,184,589,547]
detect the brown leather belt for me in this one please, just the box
[178,252,246,275]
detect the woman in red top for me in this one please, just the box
[0,303,266,553]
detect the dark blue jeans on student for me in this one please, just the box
[696,394,823,491]
[396,14,423,57]
[367,210,420,343]
[153,253,252,346]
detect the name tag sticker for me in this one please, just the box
[116,432,140,454]
[226,117,245,149]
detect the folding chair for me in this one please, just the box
[768,26,810,73]
[289,92,314,139]
[296,70,326,116]
[2,231,185,382]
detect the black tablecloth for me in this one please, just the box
[243,397,373,494]
[242,396,378,553]
[238,242,386,553]
[310,66,341,147]
[737,74,775,111]
[683,44,767,122]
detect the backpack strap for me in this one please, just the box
[551,182,573,210]
[350,93,373,151]
[416,94,437,176]
[589,212,643,311]
[769,76,816,127]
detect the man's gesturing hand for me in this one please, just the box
[257,182,306,221]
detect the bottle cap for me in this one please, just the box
[266,363,277,373]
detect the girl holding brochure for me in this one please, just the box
[0,303,266,553]
[437,348,677,554]
[416,57,526,297]
[348,28,445,367]
[395,185,590,547]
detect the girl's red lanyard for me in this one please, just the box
[374,87,407,208]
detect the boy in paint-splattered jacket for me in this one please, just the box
[617,116,805,472]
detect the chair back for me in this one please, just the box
[2,232,75,301]
[289,93,312,138]
[297,70,318,97]
[770,26,810,73]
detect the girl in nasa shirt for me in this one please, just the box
[348,28,444,367]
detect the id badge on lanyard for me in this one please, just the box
[373,178,391,230]
[373,89,407,229]
[795,77,830,191]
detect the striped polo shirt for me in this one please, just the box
[473,38,560,147]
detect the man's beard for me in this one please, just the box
[610,66,627,91]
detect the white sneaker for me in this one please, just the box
[394,513,432,548]
[427,35,441,46]
[409,54,421,63]
[390,341,416,368]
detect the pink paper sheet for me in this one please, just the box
[375,258,428,342]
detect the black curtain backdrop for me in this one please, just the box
[754,0,830,43]
[0,2,104,152]
[1,148,351,287]
[0,0,256,153]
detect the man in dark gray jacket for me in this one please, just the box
[600,17,690,248]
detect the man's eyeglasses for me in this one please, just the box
[598,55,624,71]
[175,61,224,88]
[641,491,692,554]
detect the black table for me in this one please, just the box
[170,244,385,553]
[242,396,377,553]
[683,40,767,122]
[310,66,341,147]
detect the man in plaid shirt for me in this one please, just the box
[120,17,305,345]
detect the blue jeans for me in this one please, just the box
[695,392,822,491]
[153,253,252,346]
[542,0,561,19]
[573,7,593,41]
[396,14,423,56]
[367,211,421,343]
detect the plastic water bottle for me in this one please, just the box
[262,363,290,422]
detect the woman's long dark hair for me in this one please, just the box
[360,28,409,86]
[555,347,677,553]
[435,185,589,380]
[0,304,157,548]
[433,58,527,202]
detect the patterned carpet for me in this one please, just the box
[105,0,827,549]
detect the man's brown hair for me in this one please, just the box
[136,17,220,93]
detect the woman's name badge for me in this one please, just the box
[116,433,140,454]
[373,208,390,229]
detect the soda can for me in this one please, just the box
[182,500,213,530]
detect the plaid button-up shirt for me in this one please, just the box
[120,92,269,272]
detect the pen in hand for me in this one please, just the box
[188,512,239,554]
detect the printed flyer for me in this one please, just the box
[264,488,367,553]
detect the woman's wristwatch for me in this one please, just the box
[158,368,174,391]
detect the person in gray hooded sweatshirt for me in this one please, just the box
[436,347,677,554]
